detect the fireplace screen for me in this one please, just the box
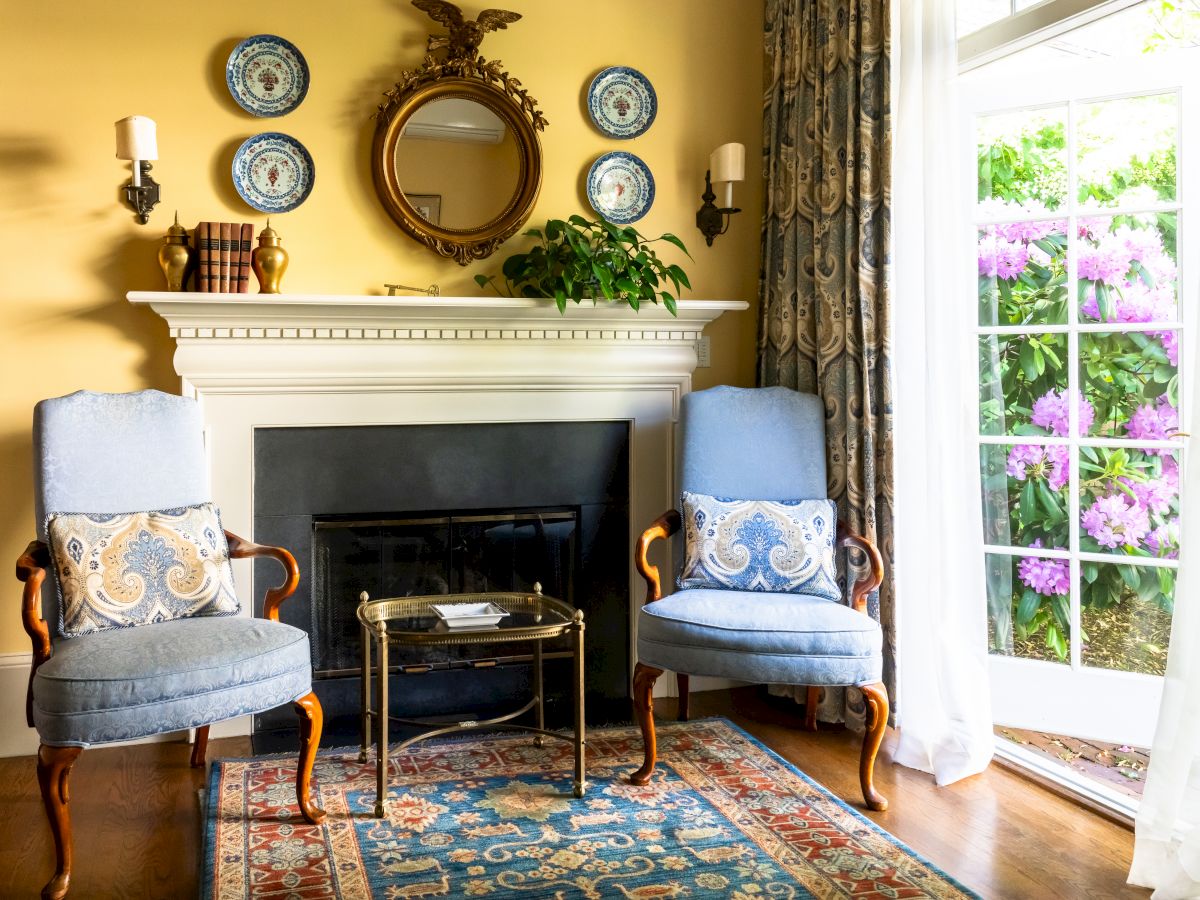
[310,510,577,676]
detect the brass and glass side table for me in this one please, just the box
[356,585,586,817]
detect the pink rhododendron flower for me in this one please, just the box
[1158,330,1179,366]
[1031,388,1095,437]
[1126,396,1180,451]
[1120,474,1177,514]
[1018,543,1070,596]
[978,232,1029,281]
[1081,494,1151,549]
[1006,444,1070,492]
[1146,519,1180,559]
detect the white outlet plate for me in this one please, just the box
[696,336,711,367]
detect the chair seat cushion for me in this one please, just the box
[637,589,882,686]
[32,616,312,747]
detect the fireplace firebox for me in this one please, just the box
[250,421,630,747]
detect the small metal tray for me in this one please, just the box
[430,601,508,628]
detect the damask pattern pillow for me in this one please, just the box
[47,502,239,637]
[678,491,841,600]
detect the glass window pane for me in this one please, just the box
[1077,93,1177,208]
[987,552,1071,664]
[1081,330,1179,437]
[979,220,1068,326]
[1078,212,1178,324]
[977,106,1068,211]
[1081,562,1174,675]
[981,443,1071,549]
[979,334,1070,436]
[1079,447,1180,556]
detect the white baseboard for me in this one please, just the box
[652,674,744,698]
[0,652,39,758]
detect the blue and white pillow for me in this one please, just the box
[46,502,239,637]
[678,492,841,600]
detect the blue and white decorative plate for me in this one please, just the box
[587,66,657,139]
[232,132,315,213]
[226,34,309,117]
[586,151,654,224]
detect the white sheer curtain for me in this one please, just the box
[1130,397,1200,893]
[890,0,995,785]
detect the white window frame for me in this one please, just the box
[959,0,1145,70]
[963,55,1199,749]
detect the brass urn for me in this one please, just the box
[252,219,289,294]
[157,212,195,292]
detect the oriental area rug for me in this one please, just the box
[202,718,978,899]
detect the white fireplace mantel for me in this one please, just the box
[128,292,747,387]
[127,291,747,733]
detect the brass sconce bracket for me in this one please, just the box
[124,161,161,224]
[696,170,740,246]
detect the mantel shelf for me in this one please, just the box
[128,292,747,341]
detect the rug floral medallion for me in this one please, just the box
[203,718,978,899]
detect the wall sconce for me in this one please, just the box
[696,142,744,246]
[115,115,160,224]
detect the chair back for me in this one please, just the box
[33,390,210,635]
[680,386,827,501]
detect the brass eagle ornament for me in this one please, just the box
[412,0,522,60]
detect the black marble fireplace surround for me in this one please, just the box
[250,421,631,746]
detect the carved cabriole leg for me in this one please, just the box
[190,725,210,768]
[293,692,327,825]
[675,673,690,722]
[629,662,663,785]
[37,743,82,900]
[804,686,820,732]
[859,681,890,812]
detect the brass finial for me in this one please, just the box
[257,218,281,247]
[164,210,189,243]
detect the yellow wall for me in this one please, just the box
[0,0,763,653]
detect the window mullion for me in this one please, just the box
[1066,96,1082,672]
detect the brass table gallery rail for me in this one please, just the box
[356,584,586,817]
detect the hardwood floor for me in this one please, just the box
[0,687,1147,899]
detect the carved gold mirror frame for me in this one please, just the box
[372,5,547,266]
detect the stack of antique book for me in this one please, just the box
[195,222,254,293]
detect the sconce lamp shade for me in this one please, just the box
[115,116,158,161]
[709,142,745,185]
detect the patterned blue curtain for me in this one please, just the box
[759,0,895,725]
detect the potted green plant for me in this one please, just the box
[474,215,692,315]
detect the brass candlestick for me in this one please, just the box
[157,211,195,291]
[251,218,289,294]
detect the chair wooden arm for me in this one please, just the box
[225,530,300,622]
[635,509,681,606]
[838,521,884,614]
[17,540,52,727]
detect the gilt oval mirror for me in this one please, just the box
[372,8,547,266]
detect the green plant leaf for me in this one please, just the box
[1016,588,1041,627]
[1036,481,1063,519]
[1019,479,1037,527]
[659,232,692,258]
[1019,341,1039,382]
[1051,594,1069,632]
[667,264,692,290]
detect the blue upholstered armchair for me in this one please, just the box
[18,390,324,900]
[629,386,890,811]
